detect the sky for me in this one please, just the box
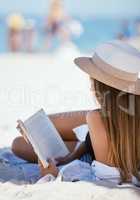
[0,0,140,17]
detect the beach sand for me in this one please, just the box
[128,36,140,50]
[0,43,139,199]
[0,181,140,200]
[0,43,97,147]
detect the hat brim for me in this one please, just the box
[74,57,140,95]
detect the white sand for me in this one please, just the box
[0,181,140,200]
[0,43,139,199]
[0,43,97,147]
[128,36,140,50]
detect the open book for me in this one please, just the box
[17,109,70,168]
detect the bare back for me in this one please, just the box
[86,110,114,166]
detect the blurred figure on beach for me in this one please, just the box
[7,13,25,52]
[23,19,36,52]
[135,19,140,36]
[116,20,131,40]
[6,1,83,53]
[44,0,71,49]
[7,14,36,53]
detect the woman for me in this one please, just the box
[7,13,25,52]
[45,0,70,49]
[12,40,140,183]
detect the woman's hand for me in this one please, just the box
[55,142,86,166]
[38,159,59,177]
[16,120,30,144]
[55,153,75,166]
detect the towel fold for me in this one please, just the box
[0,148,41,184]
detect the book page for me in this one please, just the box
[23,109,70,167]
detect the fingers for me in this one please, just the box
[16,120,30,144]
[38,158,55,168]
[55,153,71,166]
[48,159,57,167]
[38,158,59,177]
[38,158,43,167]
[55,157,63,162]
[16,123,23,135]
[16,120,24,135]
[55,157,63,166]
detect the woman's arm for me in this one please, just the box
[56,142,86,166]
[38,143,86,177]
[48,110,89,141]
[39,159,59,177]
[12,110,89,163]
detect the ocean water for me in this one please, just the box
[0,16,138,53]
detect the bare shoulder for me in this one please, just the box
[86,109,106,135]
[86,109,101,125]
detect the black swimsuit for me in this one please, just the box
[85,132,96,160]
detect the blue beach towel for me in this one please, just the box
[0,148,41,184]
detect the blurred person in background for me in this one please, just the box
[23,19,36,52]
[44,0,71,49]
[7,13,25,52]
[116,20,131,41]
[135,19,140,36]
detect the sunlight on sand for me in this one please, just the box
[0,44,98,147]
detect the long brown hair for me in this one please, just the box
[92,78,140,183]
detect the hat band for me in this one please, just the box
[92,53,138,82]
